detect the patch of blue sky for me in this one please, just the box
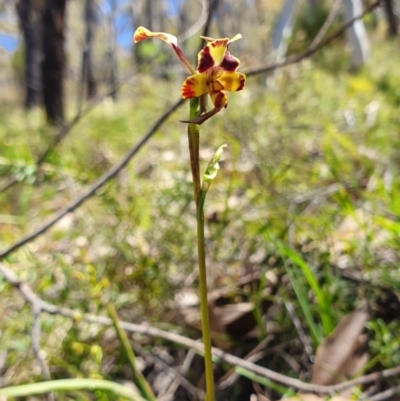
[115,11,133,49]
[166,0,185,16]
[0,32,18,52]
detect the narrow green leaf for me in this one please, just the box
[235,366,289,395]
[107,305,156,401]
[199,144,227,214]
[278,243,333,336]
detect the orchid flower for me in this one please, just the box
[134,27,246,124]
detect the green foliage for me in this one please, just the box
[368,319,400,367]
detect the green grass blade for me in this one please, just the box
[278,243,333,337]
[0,379,146,400]
[234,366,289,395]
[107,304,156,401]
[284,261,322,345]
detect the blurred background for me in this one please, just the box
[1,0,400,400]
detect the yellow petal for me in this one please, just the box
[228,33,242,44]
[200,33,242,45]
[209,90,228,109]
[134,26,177,46]
[197,38,230,72]
[197,34,242,73]
[217,72,246,92]
[181,73,209,99]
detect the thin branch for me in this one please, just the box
[1,262,399,395]
[0,176,18,193]
[158,349,197,400]
[133,343,201,400]
[177,0,209,44]
[285,301,314,362]
[32,304,54,401]
[200,0,218,42]
[309,0,342,49]
[0,99,183,260]
[369,384,400,401]
[32,305,51,380]
[245,0,382,77]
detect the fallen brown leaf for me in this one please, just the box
[311,302,369,387]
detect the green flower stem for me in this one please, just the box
[187,98,215,401]
[188,100,201,209]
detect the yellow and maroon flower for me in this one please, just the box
[133,27,246,124]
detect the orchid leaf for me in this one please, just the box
[199,144,227,214]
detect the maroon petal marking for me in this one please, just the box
[220,50,240,72]
[197,45,215,73]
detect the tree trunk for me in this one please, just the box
[42,0,67,124]
[383,0,398,37]
[16,0,42,109]
[343,0,370,70]
[146,0,154,31]
[271,0,299,62]
[82,0,97,100]
[107,0,118,100]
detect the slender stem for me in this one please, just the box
[196,199,215,401]
[188,102,200,208]
[187,98,215,401]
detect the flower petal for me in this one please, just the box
[181,90,228,125]
[197,38,230,73]
[134,26,177,46]
[197,34,242,73]
[181,73,209,99]
[220,50,240,72]
[200,33,242,45]
[228,33,242,44]
[217,72,246,92]
[210,90,228,109]
[133,26,196,74]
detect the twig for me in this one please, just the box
[245,0,382,77]
[158,349,196,400]
[369,384,400,401]
[309,0,343,49]
[0,99,184,260]
[218,352,265,390]
[1,262,399,395]
[0,176,18,193]
[177,0,209,44]
[200,0,218,40]
[285,301,314,363]
[217,336,272,390]
[134,344,201,401]
[32,303,54,401]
